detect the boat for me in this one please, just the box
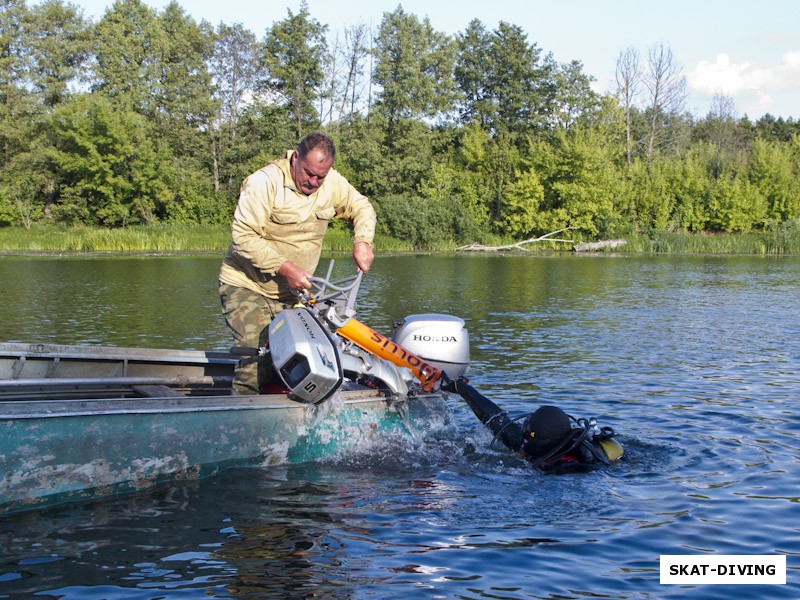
[0,265,471,515]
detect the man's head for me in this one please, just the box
[290,133,336,195]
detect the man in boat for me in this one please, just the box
[219,133,377,395]
[442,377,624,470]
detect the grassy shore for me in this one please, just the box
[0,222,799,254]
[620,222,800,254]
[0,224,414,253]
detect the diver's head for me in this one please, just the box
[520,405,573,458]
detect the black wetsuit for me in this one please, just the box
[442,376,617,470]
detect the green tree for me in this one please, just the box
[749,137,800,221]
[621,159,676,232]
[707,171,767,233]
[498,166,544,237]
[551,60,601,131]
[339,113,440,199]
[333,113,385,196]
[155,2,218,222]
[221,101,294,195]
[483,133,523,228]
[452,122,493,225]
[376,192,479,249]
[754,114,800,143]
[92,1,220,223]
[0,146,52,227]
[259,1,327,139]
[156,2,216,143]
[372,6,457,135]
[454,20,491,128]
[0,0,31,169]
[444,123,522,231]
[49,94,167,225]
[456,21,556,139]
[27,0,91,107]
[531,123,623,236]
[670,144,712,231]
[0,0,58,228]
[692,93,750,177]
[91,0,166,115]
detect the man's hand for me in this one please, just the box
[278,261,312,291]
[353,241,374,273]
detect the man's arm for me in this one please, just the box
[329,173,377,273]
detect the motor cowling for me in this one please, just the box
[267,308,344,404]
[391,314,470,379]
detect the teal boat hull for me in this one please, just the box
[0,343,454,515]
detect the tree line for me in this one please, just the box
[2,0,799,248]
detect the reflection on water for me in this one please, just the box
[1,253,800,599]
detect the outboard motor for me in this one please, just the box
[392,314,470,379]
[267,307,344,404]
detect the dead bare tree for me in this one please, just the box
[320,24,370,140]
[643,43,687,162]
[615,47,641,165]
[340,23,370,124]
[319,32,343,126]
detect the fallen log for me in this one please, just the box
[456,227,576,252]
[573,239,627,252]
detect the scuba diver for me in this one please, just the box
[442,376,624,471]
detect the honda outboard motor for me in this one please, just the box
[267,308,344,404]
[392,314,470,379]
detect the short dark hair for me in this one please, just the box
[297,133,335,161]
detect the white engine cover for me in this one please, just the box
[392,314,470,379]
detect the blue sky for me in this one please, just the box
[62,0,800,120]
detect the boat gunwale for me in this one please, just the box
[0,342,447,418]
[0,341,236,364]
[0,387,428,419]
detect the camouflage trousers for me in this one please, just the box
[219,283,289,395]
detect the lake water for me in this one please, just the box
[1,252,799,599]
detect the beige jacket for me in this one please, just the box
[219,151,376,300]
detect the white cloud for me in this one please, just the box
[690,54,768,94]
[687,51,800,116]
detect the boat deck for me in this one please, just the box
[0,342,237,403]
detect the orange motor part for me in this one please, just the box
[336,317,443,391]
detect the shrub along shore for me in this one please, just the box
[0,222,799,255]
